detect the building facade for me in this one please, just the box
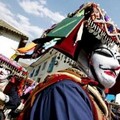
[0,20,28,58]
[27,48,76,83]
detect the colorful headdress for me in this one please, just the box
[84,3,120,52]
[0,54,28,78]
[13,2,120,60]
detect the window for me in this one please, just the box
[42,61,47,71]
[37,78,41,83]
[47,56,56,73]
[34,65,41,76]
[30,69,35,77]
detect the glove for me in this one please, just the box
[0,91,9,103]
[16,102,25,112]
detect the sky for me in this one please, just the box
[0,0,120,41]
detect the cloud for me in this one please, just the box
[18,0,65,23]
[39,0,46,5]
[0,2,15,22]
[0,1,44,40]
[16,14,44,40]
[0,0,65,41]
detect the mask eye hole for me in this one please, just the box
[94,49,113,57]
[0,65,3,68]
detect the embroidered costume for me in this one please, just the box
[19,2,120,120]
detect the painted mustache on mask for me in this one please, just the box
[99,64,120,77]
[99,64,120,71]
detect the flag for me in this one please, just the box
[47,15,84,38]
[75,21,84,44]
[17,42,37,53]
[10,53,19,60]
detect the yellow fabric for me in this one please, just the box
[88,86,108,119]
[10,53,18,60]
[17,42,37,53]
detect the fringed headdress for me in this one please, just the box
[0,54,28,79]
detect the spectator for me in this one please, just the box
[0,64,21,120]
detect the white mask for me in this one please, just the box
[90,45,120,88]
[0,66,11,81]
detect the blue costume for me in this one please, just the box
[30,80,93,120]
[4,82,21,110]
[22,68,109,120]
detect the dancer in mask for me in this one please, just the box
[0,64,21,120]
[0,54,28,120]
[21,2,120,120]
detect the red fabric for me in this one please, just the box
[54,20,84,58]
[107,76,120,95]
[4,82,14,94]
[16,113,24,120]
